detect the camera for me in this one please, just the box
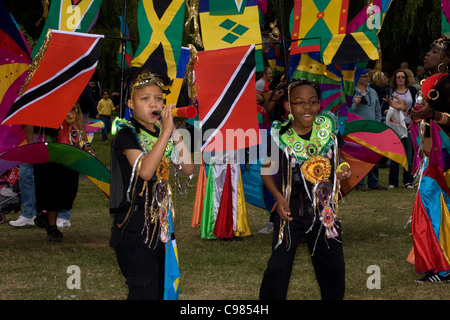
[360,95,368,104]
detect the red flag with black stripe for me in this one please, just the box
[196,44,260,152]
[2,30,103,129]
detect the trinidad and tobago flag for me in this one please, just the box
[2,30,103,129]
[196,44,260,152]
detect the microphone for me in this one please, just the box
[152,106,197,119]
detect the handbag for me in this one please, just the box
[386,106,407,138]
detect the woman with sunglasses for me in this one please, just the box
[383,69,417,189]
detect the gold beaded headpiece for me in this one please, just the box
[432,38,449,50]
[431,38,450,71]
[130,71,165,98]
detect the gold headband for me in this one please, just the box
[131,72,164,97]
[432,38,449,50]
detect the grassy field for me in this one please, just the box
[0,131,449,300]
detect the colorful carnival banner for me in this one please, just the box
[199,0,263,71]
[290,0,349,55]
[2,30,103,128]
[131,0,185,79]
[196,45,260,152]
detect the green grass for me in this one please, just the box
[0,131,449,300]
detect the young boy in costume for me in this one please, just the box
[109,68,194,299]
[259,79,352,300]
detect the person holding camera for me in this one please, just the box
[351,68,387,191]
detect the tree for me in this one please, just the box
[378,0,441,73]
[2,0,443,92]
[90,0,123,92]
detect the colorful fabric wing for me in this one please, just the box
[196,45,260,152]
[290,0,349,55]
[32,0,103,58]
[213,163,234,239]
[0,142,110,196]
[235,166,251,236]
[0,0,31,120]
[199,0,263,71]
[411,121,450,274]
[163,212,181,300]
[85,119,104,143]
[2,30,103,129]
[85,119,104,134]
[340,118,408,195]
[0,1,31,158]
[200,161,216,239]
[200,159,252,239]
[131,0,185,80]
[191,157,206,228]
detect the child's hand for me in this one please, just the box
[275,195,292,222]
[159,104,175,134]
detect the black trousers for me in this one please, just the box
[260,215,345,300]
[114,242,165,300]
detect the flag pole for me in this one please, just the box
[119,0,128,119]
[277,0,289,81]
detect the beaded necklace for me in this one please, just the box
[114,118,176,246]
[271,110,338,164]
[270,111,341,247]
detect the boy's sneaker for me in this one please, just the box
[47,225,63,242]
[9,215,35,227]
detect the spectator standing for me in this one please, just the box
[351,68,387,191]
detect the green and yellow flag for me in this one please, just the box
[131,0,185,79]
[199,0,263,71]
[321,31,379,65]
[32,0,103,58]
[290,0,349,55]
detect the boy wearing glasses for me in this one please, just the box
[259,80,351,300]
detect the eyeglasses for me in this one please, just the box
[396,75,405,79]
[290,100,320,107]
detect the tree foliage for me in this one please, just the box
[378,0,441,73]
[2,0,443,93]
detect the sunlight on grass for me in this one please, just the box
[1,133,449,300]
